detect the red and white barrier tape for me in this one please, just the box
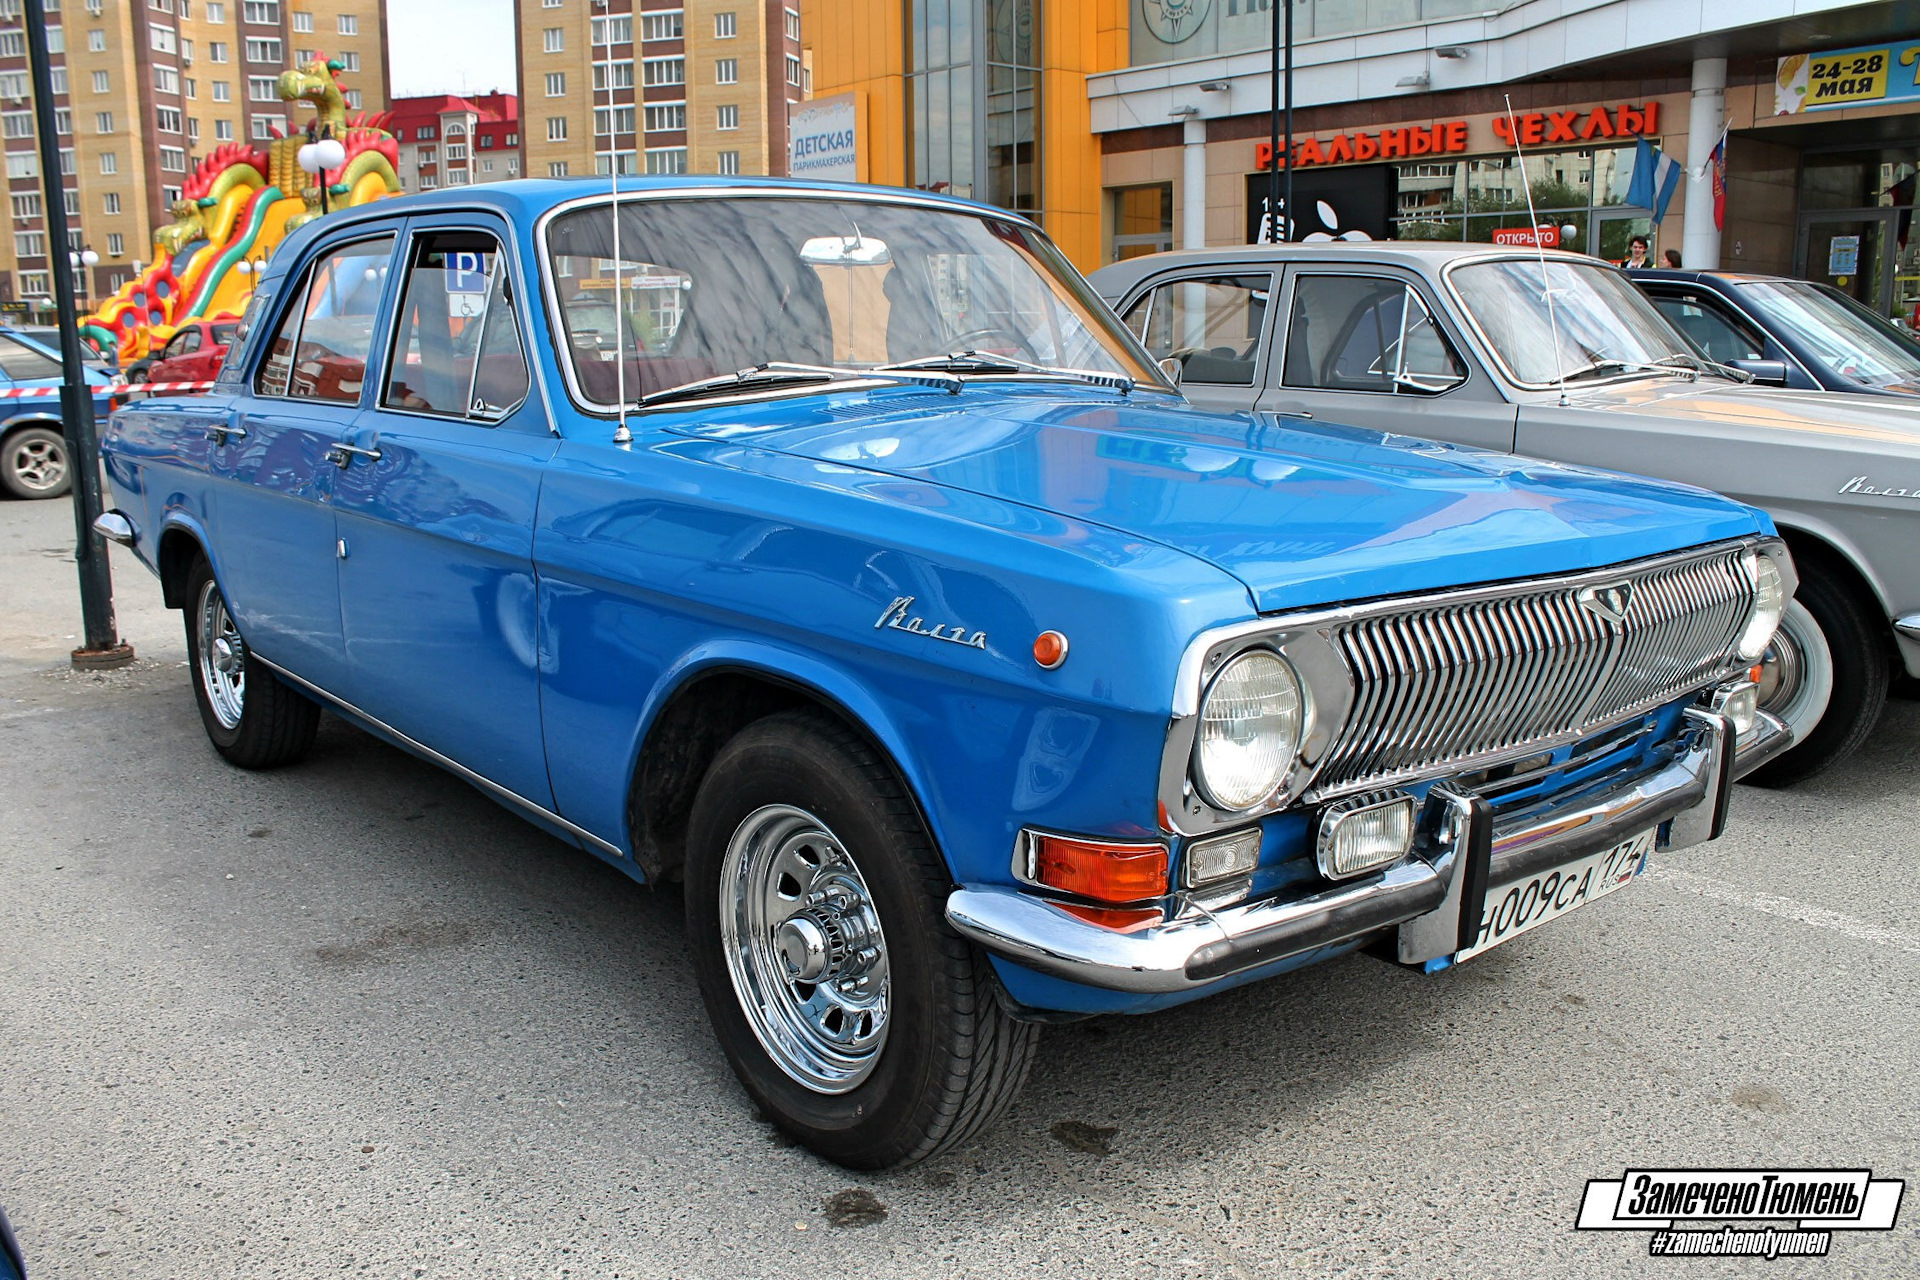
[0,380,218,401]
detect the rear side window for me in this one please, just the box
[383,231,531,422]
[0,334,62,380]
[1122,274,1270,385]
[255,236,395,403]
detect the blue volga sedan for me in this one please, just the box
[95,179,1792,1167]
[1633,268,1920,397]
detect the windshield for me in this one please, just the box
[1736,280,1920,388]
[1450,258,1692,386]
[542,195,1159,406]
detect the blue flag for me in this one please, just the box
[1626,135,1681,224]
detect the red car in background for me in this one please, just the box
[136,319,238,385]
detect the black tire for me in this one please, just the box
[684,709,1039,1169]
[182,555,320,769]
[1,425,72,500]
[1747,565,1889,787]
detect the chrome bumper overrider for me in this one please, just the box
[947,704,1792,995]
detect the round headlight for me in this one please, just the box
[1195,650,1306,811]
[1737,549,1787,662]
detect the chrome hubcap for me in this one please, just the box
[720,804,890,1094]
[9,436,67,492]
[1757,632,1803,710]
[196,580,245,730]
[1754,599,1833,742]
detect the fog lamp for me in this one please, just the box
[1316,792,1415,880]
[1181,827,1261,889]
[1714,681,1759,737]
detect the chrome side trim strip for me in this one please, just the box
[250,654,628,862]
[1895,613,1920,643]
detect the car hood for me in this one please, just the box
[1551,377,1920,452]
[664,387,1767,614]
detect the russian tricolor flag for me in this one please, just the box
[1627,135,1682,224]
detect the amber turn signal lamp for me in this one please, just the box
[1056,902,1163,931]
[1028,833,1169,903]
[1033,630,1069,669]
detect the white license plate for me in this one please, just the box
[1455,829,1653,963]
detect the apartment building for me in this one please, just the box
[516,0,803,183]
[391,91,520,193]
[0,0,388,314]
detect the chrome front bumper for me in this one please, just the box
[947,706,1791,995]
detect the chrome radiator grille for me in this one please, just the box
[1309,548,1754,798]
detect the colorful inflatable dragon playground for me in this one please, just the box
[79,57,400,364]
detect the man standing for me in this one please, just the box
[1623,234,1654,269]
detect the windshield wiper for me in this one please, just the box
[1563,356,1698,383]
[634,361,960,409]
[1656,353,1753,383]
[880,350,1136,394]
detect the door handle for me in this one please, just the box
[325,442,383,468]
[205,422,248,445]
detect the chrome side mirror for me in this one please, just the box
[1726,358,1790,387]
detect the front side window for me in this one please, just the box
[1283,275,1466,394]
[1646,293,1764,365]
[1450,258,1691,386]
[542,196,1158,406]
[255,236,393,402]
[1123,275,1270,386]
[384,232,530,421]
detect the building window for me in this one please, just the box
[54,108,71,136]
[251,114,279,139]
[107,232,124,255]
[92,70,110,93]
[417,125,436,140]
[639,10,681,41]
[88,28,105,51]
[8,195,36,220]
[481,159,493,173]
[419,173,436,189]
[291,9,310,32]
[546,72,566,97]
[508,158,519,174]
[241,1,278,22]
[785,55,802,88]
[185,79,197,99]
[244,37,281,63]
[594,61,634,91]
[339,52,358,72]
[157,107,182,132]
[506,133,517,145]
[543,27,563,53]
[103,191,120,214]
[643,57,684,86]
[543,0,560,7]
[1108,185,1174,262]
[215,118,233,139]
[547,116,567,141]
[346,89,361,109]
[448,170,469,185]
[784,7,799,41]
[59,148,75,176]
[591,14,631,44]
[155,66,181,94]
[715,12,735,38]
[18,272,49,297]
[1,112,32,139]
[715,104,738,131]
[97,151,116,174]
[337,13,355,35]
[208,2,225,19]
[715,58,737,85]
[212,81,231,101]
[188,116,200,138]
[15,232,46,259]
[159,146,188,171]
[645,147,687,175]
[416,146,436,165]
[595,106,635,134]
[644,102,685,132]
[209,41,228,62]
[249,76,277,101]
[548,160,568,176]
[4,153,37,179]
[717,149,739,175]
[445,143,466,160]
[0,74,22,98]
[149,25,176,54]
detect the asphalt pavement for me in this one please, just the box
[1,494,1915,1279]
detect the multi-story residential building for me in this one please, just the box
[390,91,520,193]
[516,1,802,183]
[0,0,388,316]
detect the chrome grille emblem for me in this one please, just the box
[1576,581,1635,625]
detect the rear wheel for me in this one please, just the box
[183,555,320,768]
[0,425,71,499]
[684,710,1039,1168]
[1748,570,1888,786]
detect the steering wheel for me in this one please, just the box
[946,327,1039,360]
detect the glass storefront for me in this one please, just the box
[1392,144,1655,262]
[1131,0,1498,66]
[1110,184,1174,260]
[1793,147,1919,321]
[907,0,1041,214]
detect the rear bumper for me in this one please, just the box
[948,704,1788,996]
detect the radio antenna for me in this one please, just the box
[600,4,631,444]
[1504,93,1570,407]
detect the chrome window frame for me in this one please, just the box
[1277,268,1471,398]
[530,186,1174,418]
[1119,269,1279,389]
[248,230,400,408]
[1156,535,1790,837]
[376,221,534,427]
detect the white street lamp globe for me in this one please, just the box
[81,249,100,266]
[297,142,321,175]
[315,138,347,170]
[235,260,253,276]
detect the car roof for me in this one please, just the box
[1087,240,1609,292]
[1631,268,1806,287]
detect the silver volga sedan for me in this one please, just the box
[1090,243,1920,785]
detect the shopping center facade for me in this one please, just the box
[805,1,1920,319]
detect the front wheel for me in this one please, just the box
[684,710,1039,1169]
[0,426,71,499]
[1747,570,1888,786]
[183,556,320,768]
